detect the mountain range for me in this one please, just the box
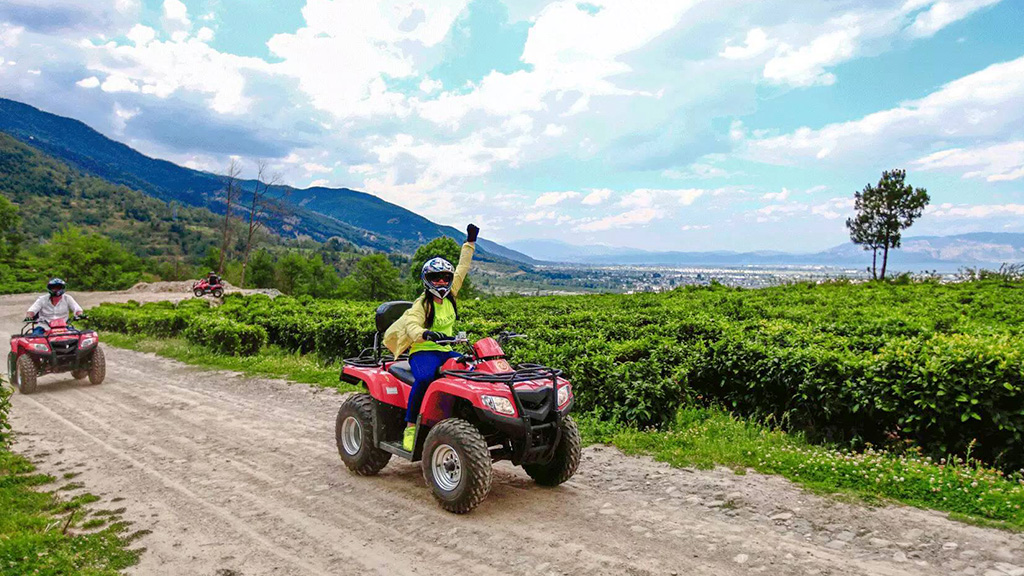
[0,98,533,264]
[507,234,1024,270]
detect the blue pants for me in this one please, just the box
[406,350,460,423]
[31,326,45,336]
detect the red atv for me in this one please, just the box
[192,278,224,298]
[8,316,106,394]
[336,301,581,513]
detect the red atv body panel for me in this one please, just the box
[10,319,100,376]
[342,336,571,425]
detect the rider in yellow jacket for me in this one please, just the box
[383,224,479,451]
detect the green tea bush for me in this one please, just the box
[183,316,267,357]
[87,280,1024,470]
[0,382,12,448]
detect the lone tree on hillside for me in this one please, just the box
[846,169,930,280]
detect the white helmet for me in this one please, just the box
[421,257,455,299]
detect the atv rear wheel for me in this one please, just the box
[15,354,37,394]
[335,394,391,475]
[524,415,581,486]
[212,287,224,298]
[193,288,204,297]
[87,346,106,385]
[71,369,87,380]
[422,418,491,514]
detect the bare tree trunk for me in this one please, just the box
[218,159,242,276]
[880,232,891,280]
[871,248,878,280]
[240,160,281,288]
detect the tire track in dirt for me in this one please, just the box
[5,289,1023,576]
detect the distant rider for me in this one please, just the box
[25,278,84,335]
[207,271,220,286]
[383,224,479,452]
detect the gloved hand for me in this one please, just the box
[23,316,34,323]
[422,330,445,342]
[466,223,479,243]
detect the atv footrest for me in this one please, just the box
[378,441,414,461]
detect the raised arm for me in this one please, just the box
[451,224,478,298]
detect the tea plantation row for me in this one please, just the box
[86,280,1024,471]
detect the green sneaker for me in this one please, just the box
[403,426,416,452]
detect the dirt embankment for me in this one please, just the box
[2,290,1022,576]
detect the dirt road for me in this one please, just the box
[4,290,1023,575]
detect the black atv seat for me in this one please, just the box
[388,361,416,385]
[376,301,413,334]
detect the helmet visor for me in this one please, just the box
[425,272,453,286]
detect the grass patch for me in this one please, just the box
[579,407,1024,530]
[0,450,140,575]
[103,334,360,392]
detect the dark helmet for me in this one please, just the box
[421,257,455,299]
[47,278,66,297]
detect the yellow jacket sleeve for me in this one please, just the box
[451,241,475,298]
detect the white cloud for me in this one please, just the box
[907,0,1001,38]
[100,74,140,93]
[523,210,557,222]
[581,188,611,205]
[753,196,853,222]
[574,208,659,231]
[543,123,566,137]
[930,203,1024,218]
[196,27,215,43]
[76,76,100,88]
[267,0,470,119]
[762,188,791,201]
[419,76,443,93]
[721,28,772,60]
[764,27,858,87]
[163,0,191,29]
[82,31,270,114]
[303,162,332,174]
[748,55,1024,166]
[534,190,579,207]
[663,162,731,180]
[621,188,705,208]
[0,24,24,48]
[914,141,1024,182]
[416,0,695,126]
[680,224,710,231]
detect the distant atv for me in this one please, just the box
[9,316,106,394]
[192,278,224,298]
[337,301,580,514]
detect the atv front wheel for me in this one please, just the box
[193,288,204,297]
[335,394,391,475]
[16,354,37,394]
[71,369,88,380]
[87,346,106,385]
[422,418,492,514]
[211,287,224,298]
[524,415,581,486]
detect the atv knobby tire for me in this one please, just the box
[16,354,37,394]
[87,346,106,385]
[212,288,224,298]
[335,394,391,475]
[422,418,491,514]
[71,369,88,380]
[524,415,581,486]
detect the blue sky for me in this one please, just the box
[0,0,1022,252]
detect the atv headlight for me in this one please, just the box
[32,343,50,352]
[557,384,571,407]
[81,337,96,348]
[481,395,516,416]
